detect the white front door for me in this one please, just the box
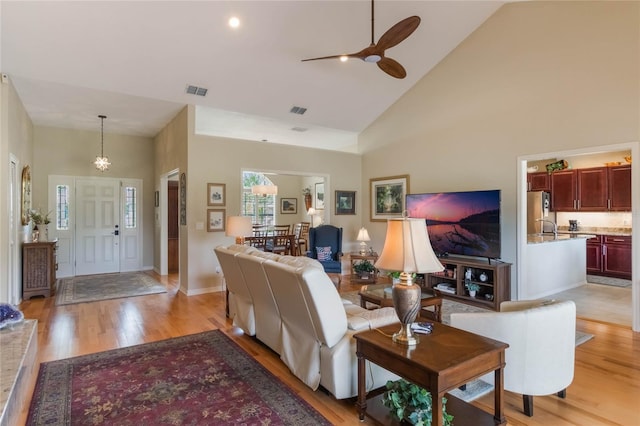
[75,178,120,275]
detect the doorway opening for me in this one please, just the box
[517,142,639,331]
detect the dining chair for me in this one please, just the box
[293,223,303,255]
[298,222,310,255]
[273,224,290,235]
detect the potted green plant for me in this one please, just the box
[388,271,401,284]
[465,282,480,297]
[382,379,454,426]
[354,259,375,279]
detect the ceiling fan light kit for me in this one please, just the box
[302,0,420,79]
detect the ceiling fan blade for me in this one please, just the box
[301,54,346,62]
[376,16,421,51]
[377,57,407,79]
[301,51,366,62]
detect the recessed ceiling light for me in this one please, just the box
[340,56,349,62]
[228,17,240,28]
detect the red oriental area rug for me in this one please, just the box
[27,330,331,425]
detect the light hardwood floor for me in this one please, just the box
[18,273,640,425]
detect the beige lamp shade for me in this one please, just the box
[356,227,371,242]
[251,185,278,196]
[226,216,252,244]
[375,218,443,274]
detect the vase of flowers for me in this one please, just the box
[29,208,51,241]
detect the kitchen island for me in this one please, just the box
[524,233,594,299]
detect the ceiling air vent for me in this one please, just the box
[185,85,208,97]
[291,127,308,132]
[289,106,307,115]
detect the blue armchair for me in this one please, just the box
[307,225,343,284]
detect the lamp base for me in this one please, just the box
[391,279,422,346]
[392,323,419,346]
[359,241,368,255]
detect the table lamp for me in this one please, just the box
[375,217,444,346]
[226,216,252,244]
[356,227,370,255]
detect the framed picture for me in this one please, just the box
[179,173,187,226]
[315,182,325,209]
[370,175,410,221]
[207,209,226,232]
[335,190,356,215]
[280,198,297,214]
[207,183,226,206]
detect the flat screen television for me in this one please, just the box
[406,189,501,260]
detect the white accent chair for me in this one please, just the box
[450,299,576,416]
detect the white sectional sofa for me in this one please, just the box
[214,244,400,399]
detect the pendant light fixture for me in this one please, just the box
[94,115,111,172]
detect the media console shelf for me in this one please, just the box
[424,256,511,311]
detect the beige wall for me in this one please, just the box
[180,105,362,293]
[360,1,639,293]
[153,106,188,290]
[32,126,156,268]
[0,77,34,302]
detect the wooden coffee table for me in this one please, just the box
[358,283,443,322]
[354,323,508,426]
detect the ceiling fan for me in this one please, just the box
[301,0,420,79]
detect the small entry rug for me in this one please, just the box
[27,330,331,425]
[55,272,167,306]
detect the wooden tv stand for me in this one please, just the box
[423,256,511,311]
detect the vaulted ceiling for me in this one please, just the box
[1,1,504,152]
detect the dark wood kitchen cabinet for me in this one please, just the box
[551,170,577,211]
[602,235,632,279]
[586,235,603,274]
[551,166,629,212]
[527,172,550,192]
[587,234,631,280]
[577,167,608,211]
[607,165,631,211]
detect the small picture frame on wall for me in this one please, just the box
[207,209,226,232]
[207,183,226,206]
[315,182,325,209]
[335,190,356,215]
[370,175,410,221]
[280,198,297,214]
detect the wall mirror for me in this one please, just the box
[21,165,31,225]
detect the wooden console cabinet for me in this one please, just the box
[423,256,511,311]
[23,241,57,299]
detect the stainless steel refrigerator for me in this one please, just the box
[527,191,551,234]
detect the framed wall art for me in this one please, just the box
[207,183,226,206]
[370,175,410,221]
[207,209,226,232]
[179,173,187,226]
[335,190,356,215]
[280,198,297,214]
[315,182,325,209]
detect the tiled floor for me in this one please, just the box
[548,283,632,327]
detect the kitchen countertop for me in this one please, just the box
[527,233,595,244]
[557,226,631,237]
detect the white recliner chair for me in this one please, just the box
[450,299,576,416]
